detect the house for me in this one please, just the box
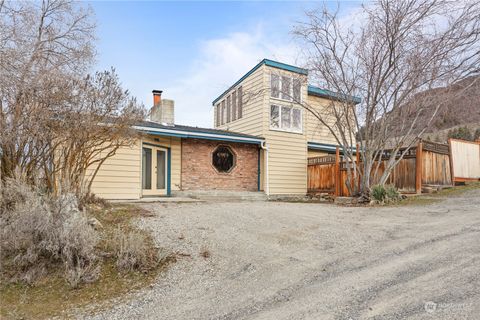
[89,59,356,200]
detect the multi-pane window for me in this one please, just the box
[216,86,243,126]
[271,74,301,102]
[270,104,302,133]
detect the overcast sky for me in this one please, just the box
[90,1,362,128]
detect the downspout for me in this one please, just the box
[260,141,269,196]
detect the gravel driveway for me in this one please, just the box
[85,190,480,320]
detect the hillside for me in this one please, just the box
[425,76,480,132]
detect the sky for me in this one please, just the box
[90,1,363,128]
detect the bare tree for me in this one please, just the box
[292,0,480,197]
[0,0,145,198]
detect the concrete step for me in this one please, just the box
[172,190,268,201]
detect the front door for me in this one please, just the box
[142,145,167,196]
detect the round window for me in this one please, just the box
[212,146,235,173]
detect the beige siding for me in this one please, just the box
[215,65,266,136]
[88,141,142,200]
[262,66,308,195]
[305,95,339,145]
[89,134,182,200]
[308,149,329,158]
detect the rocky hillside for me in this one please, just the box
[425,76,480,132]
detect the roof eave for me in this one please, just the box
[212,59,308,106]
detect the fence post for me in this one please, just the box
[447,138,455,185]
[356,144,360,193]
[335,146,340,196]
[415,141,423,194]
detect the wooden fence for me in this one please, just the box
[307,140,452,196]
[449,138,480,182]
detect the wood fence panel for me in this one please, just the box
[392,158,417,192]
[307,140,452,196]
[422,151,452,185]
[449,139,480,181]
[307,163,336,192]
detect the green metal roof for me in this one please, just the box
[307,85,361,104]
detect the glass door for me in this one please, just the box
[142,145,167,196]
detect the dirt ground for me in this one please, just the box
[84,189,480,320]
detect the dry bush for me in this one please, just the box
[113,229,167,273]
[0,178,99,287]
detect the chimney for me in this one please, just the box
[153,90,162,106]
[150,90,175,125]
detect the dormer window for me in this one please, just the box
[271,74,302,102]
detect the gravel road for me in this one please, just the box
[84,190,480,320]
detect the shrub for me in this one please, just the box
[371,184,400,204]
[371,184,387,202]
[385,185,401,202]
[0,178,99,287]
[448,126,473,141]
[474,128,480,141]
[112,229,167,272]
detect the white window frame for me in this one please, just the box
[270,73,302,103]
[270,104,303,134]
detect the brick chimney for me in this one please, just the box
[150,90,175,125]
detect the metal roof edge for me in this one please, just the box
[133,125,265,145]
[308,141,357,152]
[307,85,361,104]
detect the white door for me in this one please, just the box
[142,145,167,196]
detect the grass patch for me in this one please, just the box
[0,204,174,320]
[396,196,442,207]
[397,181,480,206]
[429,181,480,197]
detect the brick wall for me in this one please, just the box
[181,138,259,191]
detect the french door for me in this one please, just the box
[142,145,167,196]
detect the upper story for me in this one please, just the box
[212,59,359,146]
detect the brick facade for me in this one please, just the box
[181,138,259,191]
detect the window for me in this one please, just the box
[270,104,303,133]
[281,105,291,128]
[212,145,236,173]
[270,105,280,128]
[281,76,291,100]
[271,74,302,102]
[237,86,243,119]
[293,79,301,102]
[142,148,152,189]
[292,108,302,131]
[226,95,231,123]
[221,101,225,125]
[271,74,280,98]
[216,104,221,127]
[232,91,237,121]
